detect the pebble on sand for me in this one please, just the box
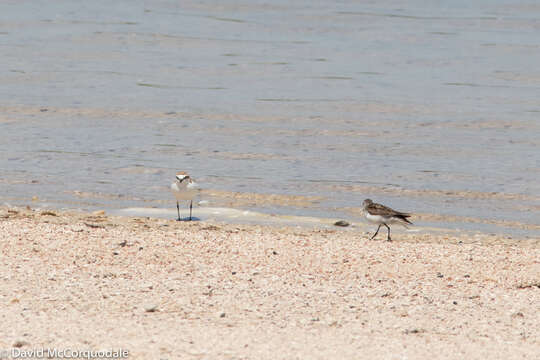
[13,340,29,348]
[144,304,158,313]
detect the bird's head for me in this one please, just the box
[362,199,373,209]
[176,171,190,182]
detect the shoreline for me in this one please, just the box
[4,184,539,238]
[3,204,539,247]
[0,206,539,359]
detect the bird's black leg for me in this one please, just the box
[189,200,193,221]
[370,224,381,240]
[176,201,181,221]
[384,223,391,241]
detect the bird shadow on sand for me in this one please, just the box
[175,217,202,222]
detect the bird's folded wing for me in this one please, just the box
[368,203,410,217]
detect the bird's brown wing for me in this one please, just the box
[367,202,411,217]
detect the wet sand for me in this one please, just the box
[1,206,538,359]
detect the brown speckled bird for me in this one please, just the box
[362,199,412,241]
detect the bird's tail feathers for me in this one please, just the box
[396,215,413,227]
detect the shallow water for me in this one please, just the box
[1,1,539,237]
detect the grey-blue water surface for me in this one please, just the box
[1,1,539,237]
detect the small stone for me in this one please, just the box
[334,220,350,227]
[437,273,444,278]
[13,340,29,348]
[40,211,57,216]
[453,301,458,305]
[219,312,226,318]
[92,210,106,216]
[144,304,158,313]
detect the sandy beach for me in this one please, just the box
[2,1,540,359]
[0,206,538,359]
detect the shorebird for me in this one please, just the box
[171,171,198,221]
[362,199,412,241]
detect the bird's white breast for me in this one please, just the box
[365,213,386,224]
[171,180,198,200]
[365,212,405,225]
